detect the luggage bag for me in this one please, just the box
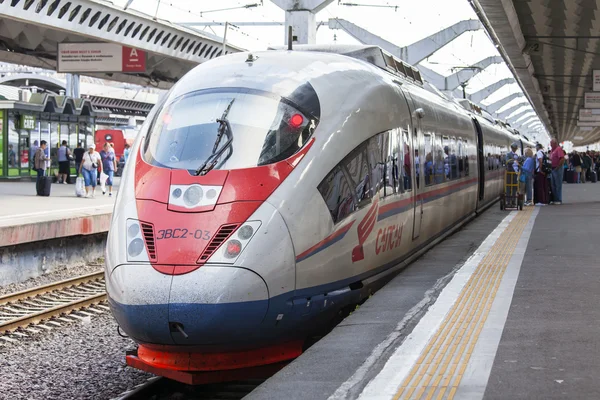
[75,177,85,197]
[36,176,51,196]
[587,170,597,183]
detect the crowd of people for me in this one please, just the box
[32,140,131,198]
[509,138,566,206]
[510,138,597,206]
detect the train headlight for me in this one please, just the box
[204,221,262,264]
[169,184,222,209]
[126,219,150,262]
[237,225,254,240]
[127,223,140,238]
[183,185,203,206]
[128,238,145,257]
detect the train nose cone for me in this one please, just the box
[107,264,269,346]
[167,266,269,345]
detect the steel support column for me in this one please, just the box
[486,93,524,114]
[271,0,335,44]
[328,18,481,65]
[468,78,515,104]
[444,56,503,91]
[497,103,531,120]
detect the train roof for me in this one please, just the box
[268,44,424,86]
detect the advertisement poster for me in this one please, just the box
[58,43,146,73]
[584,92,600,108]
[579,108,600,121]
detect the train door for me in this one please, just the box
[473,118,485,201]
[411,108,425,240]
[399,89,425,240]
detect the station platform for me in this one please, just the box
[0,180,117,247]
[248,183,600,400]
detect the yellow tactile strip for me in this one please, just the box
[393,208,533,400]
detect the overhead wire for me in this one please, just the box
[146,0,274,47]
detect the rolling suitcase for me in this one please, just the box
[587,170,597,183]
[36,176,51,196]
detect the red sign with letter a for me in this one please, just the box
[122,46,146,72]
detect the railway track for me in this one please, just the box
[115,376,269,400]
[0,271,107,337]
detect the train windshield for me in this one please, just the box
[143,88,318,172]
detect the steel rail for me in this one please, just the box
[0,271,106,334]
[0,271,104,306]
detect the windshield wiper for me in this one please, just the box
[195,99,235,176]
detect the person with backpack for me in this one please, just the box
[534,143,549,205]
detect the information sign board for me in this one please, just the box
[57,43,146,73]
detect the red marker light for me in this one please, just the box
[225,240,242,258]
[289,113,304,128]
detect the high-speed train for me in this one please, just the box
[105,44,534,381]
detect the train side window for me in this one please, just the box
[385,129,401,195]
[457,137,464,177]
[494,146,499,170]
[344,145,373,208]
[463,139,469,176]
[433,134,445,184]
[448,137,458,180]
[317,167,355,224]
[402,130,412,191]
[442,136,449,181]
[423,133,433,186]
[367,133,386,199]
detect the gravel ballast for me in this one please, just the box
[0,312,152,400]
[0,262,104,297]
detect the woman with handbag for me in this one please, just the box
[79,143,102,198]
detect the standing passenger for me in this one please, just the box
[534,143,549,206]
[57,140,71,184]
[33,140,49,191]
[123,143,131,164]
[73,142,85,177]
[550,139,565,205]
[100,142,117,196]
[79,143,102,198]
[571,151,582,183]
[582,151,592,183]
[521,148,534,206]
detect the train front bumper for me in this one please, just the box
[106,263,270,346]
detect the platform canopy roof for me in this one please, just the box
[471,0,600,146]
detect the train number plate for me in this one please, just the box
[156,229,211,240]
